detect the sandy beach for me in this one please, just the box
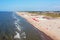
[16,12,60,40]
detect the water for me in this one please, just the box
[0,11,53,40]
[0,11,26,40]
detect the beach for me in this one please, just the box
[16,12,60,40]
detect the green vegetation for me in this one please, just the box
[28,11,60,18]
[43,13,60,18]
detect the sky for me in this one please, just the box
[0,0,60,11]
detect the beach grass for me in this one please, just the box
[28,11,60,18]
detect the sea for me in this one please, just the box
[0,11,26,40]
[0,11,49,40]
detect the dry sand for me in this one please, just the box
[16,12,60,40]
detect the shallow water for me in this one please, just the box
[0,11,26,40]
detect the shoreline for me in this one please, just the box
[16,12,60,40]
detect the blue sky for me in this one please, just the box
[0,0,60,11]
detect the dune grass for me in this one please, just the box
[28,11,60,18]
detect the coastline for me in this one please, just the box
[16,12,60,40]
